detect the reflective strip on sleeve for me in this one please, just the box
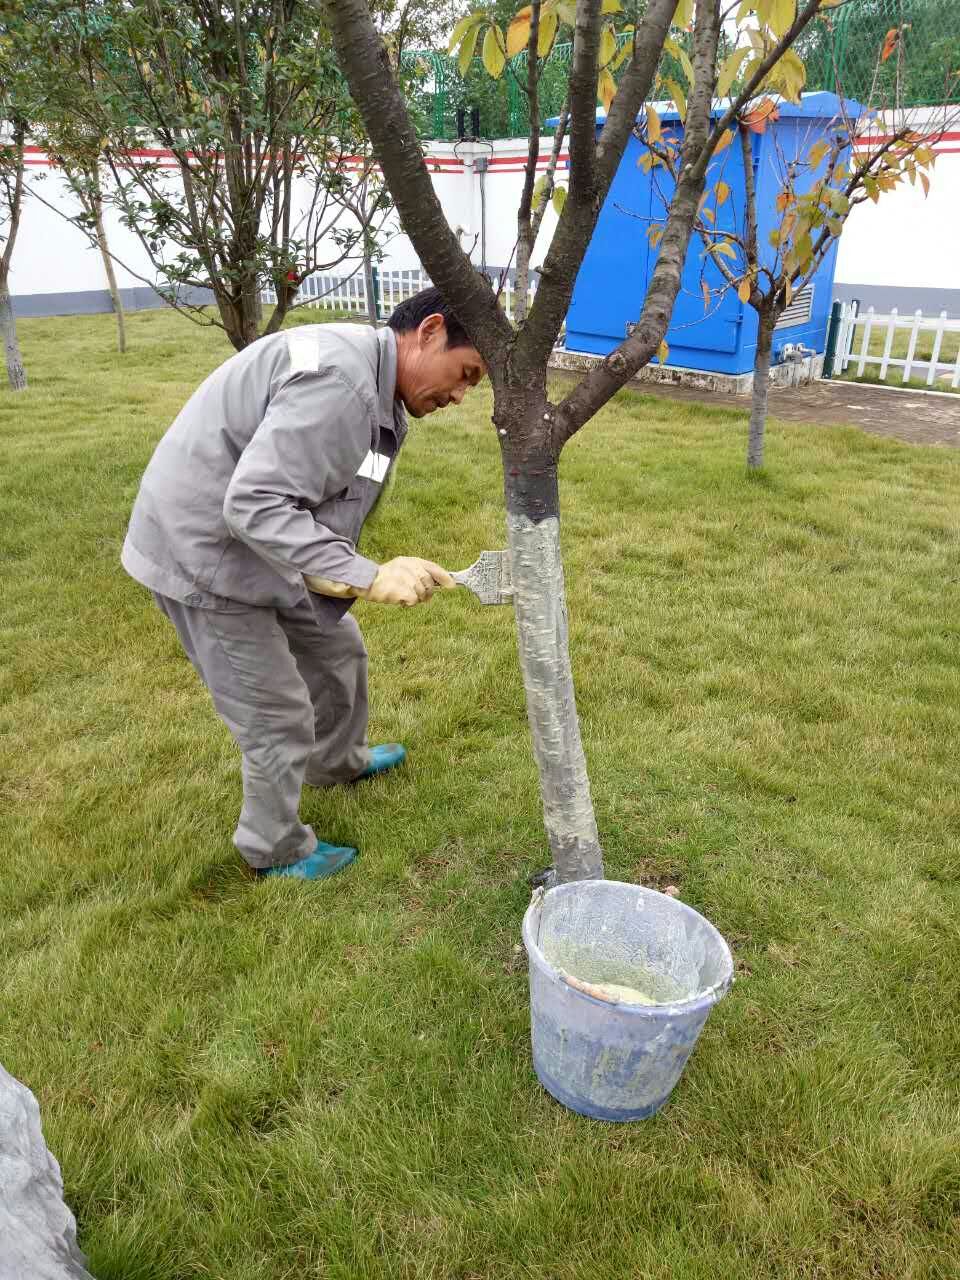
[286,331,319,374]
[356,451,391,484]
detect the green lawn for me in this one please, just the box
[2,308,960,1279]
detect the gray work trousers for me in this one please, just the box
[153,592,369,869]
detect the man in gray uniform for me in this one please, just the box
[122,287,486,880]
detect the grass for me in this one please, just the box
[838,321,960,394]
[2,307,960,1279]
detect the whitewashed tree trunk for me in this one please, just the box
[506,510,603,885]
[0,274,27,392]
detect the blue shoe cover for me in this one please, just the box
[354,743,407,781]
[259,841,357,880]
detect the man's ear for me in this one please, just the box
[419,313,446,346]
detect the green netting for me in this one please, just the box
[802,0,960,108]
[407,0,959,141]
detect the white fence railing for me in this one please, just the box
[261,265,537,323]
[835,302,960,389]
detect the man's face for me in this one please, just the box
[397,314,486,418]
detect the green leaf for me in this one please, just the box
[448,13,482,56]
[716,47,751,99]
[458,21,481,74]
[482,25,506,79]
[552,184,567,215]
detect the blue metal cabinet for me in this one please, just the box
[558,93,860,375]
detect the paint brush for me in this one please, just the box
[450,550,513,605]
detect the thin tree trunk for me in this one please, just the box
[0,272,27,392]
[363,250,379,327]
[89,175,126,354]
[748,312,775,469]
[499,391,604,885]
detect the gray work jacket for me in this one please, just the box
[121,323,407,627]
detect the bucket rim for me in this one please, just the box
[522,879,734,1014]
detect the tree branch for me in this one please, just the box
[319,0,511,362]
[514,0,676,370]
[554,0,722,441]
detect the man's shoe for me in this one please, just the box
[258,840,358,880]
[354,743,407,781]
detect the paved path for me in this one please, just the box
[631,378,960,449]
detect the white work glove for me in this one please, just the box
[362,556,456,606]
[305,557,456,607]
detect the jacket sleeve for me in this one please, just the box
[222,368,379,590]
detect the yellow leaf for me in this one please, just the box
[807,139,828,169]
[702,280,711,311]
[715,180,730,206]
[458,22,481,74]
[737,278,751,303]
[716,47,751,99]
[597,67,617,113]
[648,224,664,247]
[552,184,567,215]
[613,26,635,70]
[672,0,692,29]
[448,12,482,55]
[714,128,735,154]
[711,240,737,259]
[482,25,506,78]
[538,11,558,57]
[664,37,694,87]
[646,104,662,144]
[767,0,796,40]
[600,24,617,67]
[556,1,577,23]
[657,339,670,364]
[506,7,532,58]
[784,278,793,306]
[601,0,623,12]
[920,171,930,197]
[664,78,686,121]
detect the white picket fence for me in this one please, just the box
[261,265,537,322]
[835,302,960,389]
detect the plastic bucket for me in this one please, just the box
[522,879,734,1121]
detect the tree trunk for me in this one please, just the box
[498,390,604,885]
[748,312,775,469]
[89,176,126,354]
[363,251,380,328]
[0,271,27,392]
[514,236,532,327]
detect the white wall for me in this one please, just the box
[11,124,960,315]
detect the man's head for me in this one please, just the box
[388,287,486,418]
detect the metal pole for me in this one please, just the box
[823,299,843,378]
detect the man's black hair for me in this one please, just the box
[387,286,473,349]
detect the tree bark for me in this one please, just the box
[748,311,775,469]
[0,272,27,392]
[89,171,126,354]
[497,389,604,884]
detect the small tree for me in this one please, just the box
[0,116,27,391]
[19,0,418,351]
[676,19,956,466]
[322,0,841,885]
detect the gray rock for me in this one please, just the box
[0,1064,94,1279]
